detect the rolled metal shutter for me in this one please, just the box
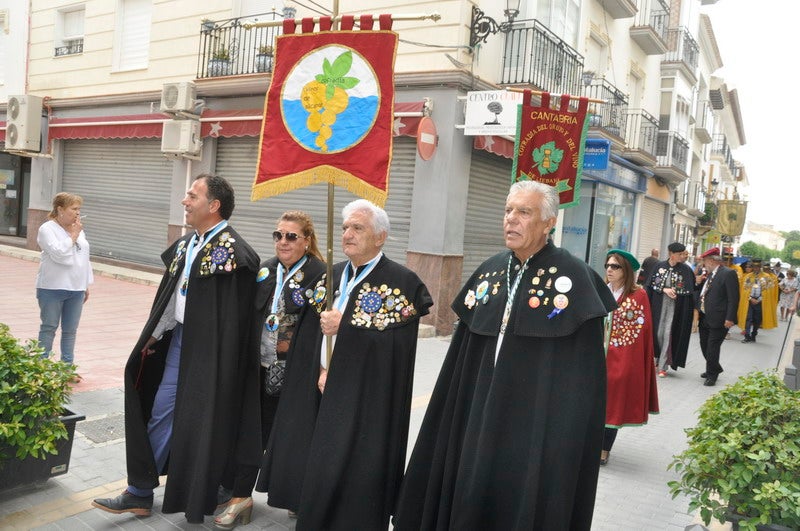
[462,151,513,278]
[61,139,172,266]
[215,136,415,264]
[637,197,668,259]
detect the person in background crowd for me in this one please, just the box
[637,248,660,285]
[601,249,659,466]
[773,261,785,282]
[696,247,739,386]
[778,269,798,322]
[738,259,778,342]
[215,211,325,529]
[92,175,260,524]
[257,199,432,531]
[645,242,696,377]
[36,192,94,382]
[393,181,617,531]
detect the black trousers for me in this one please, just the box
[698,313,727,377]
[745,302,762,338]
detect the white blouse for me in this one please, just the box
[36,219,94,291]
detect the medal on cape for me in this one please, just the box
[292,288,306,306]
[294,270,304,282]
[265,313,280,332]
[257,267,270,282]
[360,291,383,313]
[180,278,188,296]
[313,286,327,303]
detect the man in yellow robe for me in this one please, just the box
[738,260,778,341]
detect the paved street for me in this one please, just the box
[1,245,797,530]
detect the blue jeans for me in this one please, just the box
[128,324,183,498]
[37,288,85,364]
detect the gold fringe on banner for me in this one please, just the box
[251,166,389,207]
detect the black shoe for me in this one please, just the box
[700,372,707,378]
[741,337,753,343]
[703,378,717,387]
[92,490,153,516]
[217,485,233,508]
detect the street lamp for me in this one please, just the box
[470,0,523,48]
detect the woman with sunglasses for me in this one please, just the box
[601,249,659,466]
[215,210,325,529]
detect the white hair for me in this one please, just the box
[508,180,559,220]
[341,199,390,235]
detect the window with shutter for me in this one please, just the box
[113,0,152,72]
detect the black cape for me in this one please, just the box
[256,255,433,531]
[645,260,696,369]
[123,226,260,523]
[393,243,617,531]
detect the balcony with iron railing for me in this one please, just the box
[55,38,84,57]
[582,77,628,147]
[712,133,737,179]
[500,18,584,96]
[661,27,699,84]
[630,0,669,55]
[622,108,659,166]
[197,11,283,79]
[654,130,690,184]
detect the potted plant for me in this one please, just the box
[255,44,274,73]
[208,45,232,77]
[200,18,216,34]
[0,323,85,491]
[668,370,800,531]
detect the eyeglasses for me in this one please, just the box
[273,231,302,242]
[604,263,622,270]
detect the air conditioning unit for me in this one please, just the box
[6,95,44,151]
[160,82,196,114]
[161,119,202,155]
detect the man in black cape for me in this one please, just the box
[93,174,261,523]
[393,181,617,531]
[257,199,433,530]
[645,241,696,376]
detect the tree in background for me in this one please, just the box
[738,241,774,261]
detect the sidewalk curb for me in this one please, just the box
[0,244,162,287]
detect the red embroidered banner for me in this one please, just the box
[252,16,398,207]
[512,91,590,209]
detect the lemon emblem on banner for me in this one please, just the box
[283,45,380,153]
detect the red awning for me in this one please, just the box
[49,114,165,140]
[33,101,427,142]
[474,135,514,159]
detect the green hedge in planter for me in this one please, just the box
[668,370,800,531]
[0,323,77,463]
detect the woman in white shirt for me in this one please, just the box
[36,192,93,376]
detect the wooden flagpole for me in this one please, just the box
[505,86,606,105]
[325,0,341,370]
[242,13,441,30]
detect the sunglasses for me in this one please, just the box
[273,231,302,242]
[604,263,622,270]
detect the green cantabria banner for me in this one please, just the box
[512,91,590,209]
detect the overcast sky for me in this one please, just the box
[701,1,800,233]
